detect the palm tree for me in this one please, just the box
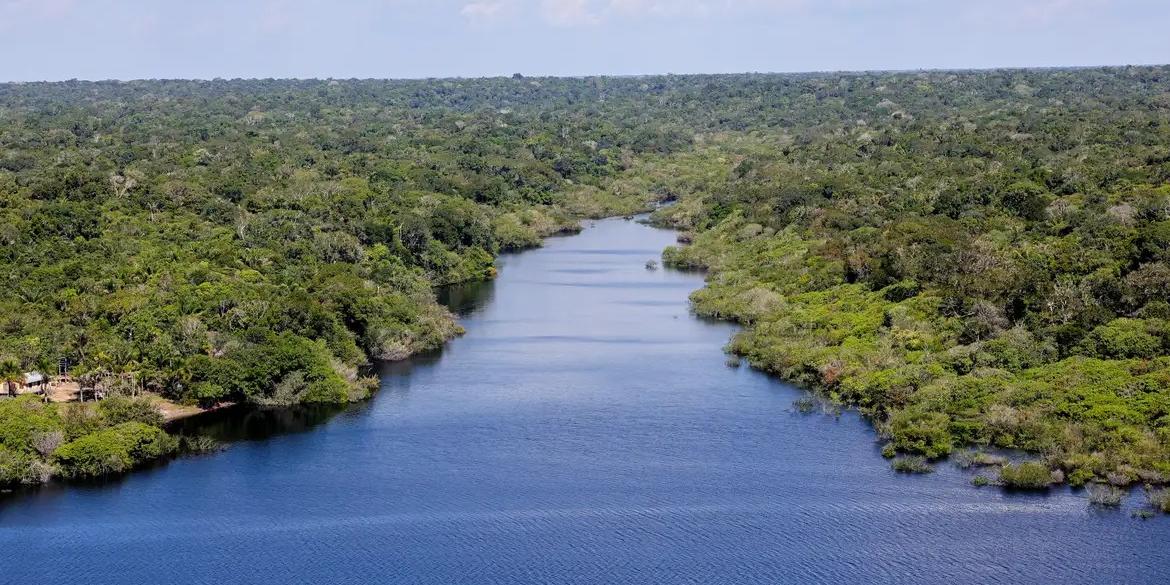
[34,355,55,401]
[0,359,22,398]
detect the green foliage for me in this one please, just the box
[178,435,222,455]
[6,68,1170,491]
[97,396,165,427]
[1001,181,1051,221]
[1086,484,1125,507]
[0,78,662,417]
[1078,319,1167,359]
[0,396,61,453]
[644,66,1170,486]
[1146,488,1170,514]
[0,359,22,395]
[1067,467,1097,488]
[889,409,953,458]
[998,462,1055,490]
[891,456,934,474]
[0,76,689,490]
[977,328,1057,371]
[185,332,354,406]
[0,395,176,486]
[53,422,177,479]
[0,446,46,485]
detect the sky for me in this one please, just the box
[0,0,1167,81]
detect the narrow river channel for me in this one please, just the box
[2,217,1167,584]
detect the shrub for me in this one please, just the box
[891,456,934,474]
[972,452,1008,467]
[59,402,103,441]
[889,409,953,458]
[1146,488,1170,513]
[1050,469,1065,485]
[971,475,991,487]
[31,430,65,457]
[0,447,33,486]
[978,327,1056,371]
[1077,318,1164,360]
[97,396,165,427]
[952,449,1005,469]
[179,435,223,455]
[998,461,1053,490]
[793,397,817,414]
[1086,484,1126,507]
[881,280,921,303]
[952,449,977,469]
[1133,509,1157,520]
[54,422,177,478]
[192,382,228,407]
[0,396,63,451]
[1067,467,1097,487]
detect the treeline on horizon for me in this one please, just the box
[3,66,1170,498]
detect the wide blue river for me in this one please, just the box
[2,217,1167,584]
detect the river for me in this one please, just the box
[1,217,1167,584]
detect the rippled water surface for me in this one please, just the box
[2,218,1167,584]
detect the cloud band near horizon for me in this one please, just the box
[0,0,1165,80]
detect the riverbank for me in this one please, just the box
[0,200,664,495]
[12,377,227,423]
[653,204,1170,499]
[7,215,1167,585]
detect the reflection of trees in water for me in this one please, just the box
[436,278,496,316]
[379,349,442,374]
[165,281,496,459]
[0,404,368,506]
[170,402,361,443]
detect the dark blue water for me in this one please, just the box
[2,218,1167,584]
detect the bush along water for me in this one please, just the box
[652,67,1170,504]
[1,396,176,486]
[0,78,674,490]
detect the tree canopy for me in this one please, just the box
[4,66,1170,490]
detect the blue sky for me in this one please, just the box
[1,0,1167,80]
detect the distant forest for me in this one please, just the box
[3,67,1170,494]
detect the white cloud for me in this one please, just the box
[459,0,1122,28]
[959,0,1111,27]
[459,0,786,27]
[0,0,75,31]
[461,0,515,22]
[607,0,710,16]
[541,0,600,26]
[260,0,292,33]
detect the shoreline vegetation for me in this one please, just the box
[2,210,651,492]
[0,78,665,490]
[647,66,1170,513]
[4,68,1170,513]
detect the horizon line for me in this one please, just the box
[3,62,1168,85]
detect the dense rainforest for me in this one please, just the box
[3,67,1170,500]
[0,77,666,484]
[652,66,1170,493]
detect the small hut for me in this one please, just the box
[22,372,49,394]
